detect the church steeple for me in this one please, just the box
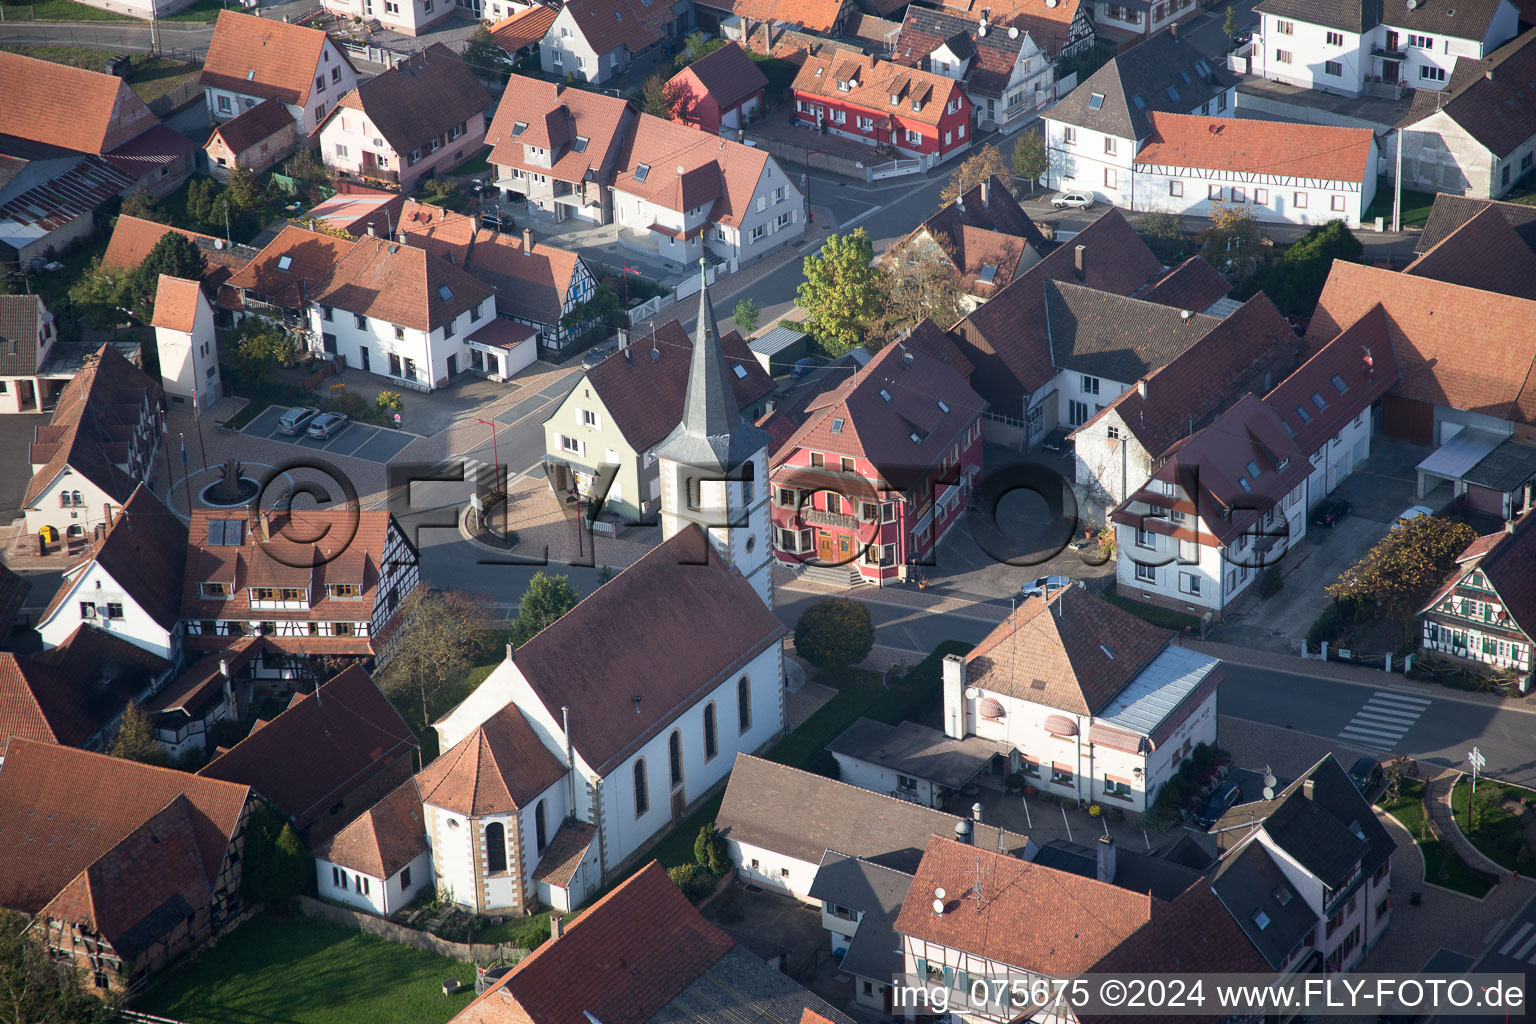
[653,260,768,472]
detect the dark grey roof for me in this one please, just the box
[1031,838,1204,901]
[1416,193,1536,253]
[1047,32,1234,139]
[1045,280,1220,384]
[1212,754,1395,888]
[646,945,856,1024]
[826,717,1009,790]
[0,295,45,377]
[1464,438,1536,492]
[717,755,1030,874]
[1159,833,1216,871]
[1209,840,1319,970]
[1257,0,1505,35]
[1401,27,1536,158]
[808,853,913,985]
[653,265,770,473]
[1253,0,1380,33]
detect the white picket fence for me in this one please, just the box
[868,158,923,182]
[626,261,733,326]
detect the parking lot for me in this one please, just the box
[242,407,416,465]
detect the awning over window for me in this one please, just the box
[1043,713,1078,737]
[979,697,1005,720]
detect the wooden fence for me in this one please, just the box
[294,895,530,964]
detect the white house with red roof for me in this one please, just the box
[152,276,221,411]
[768,327,985,586]
[201,11,359,135]
[792,52,975,166]
[538,0,676,85]
[1112,394,1310,616]
[894,5,1056,131]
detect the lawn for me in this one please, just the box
[1451,777,1536,872]
[448,147,493,178]
[136,912,476,1024]
[1362,176,1437,228]
[159,0,227,21]
[1379,778,1495,898]
[1104,591,1201,631]
[0,0,136,19]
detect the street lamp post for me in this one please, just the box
[803,150,825,225]
[474,417,500,496]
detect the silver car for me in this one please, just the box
[307,411,350,439]
[1022,575,1083,598]
[1051,191,1095,210]
[277,406,320,435]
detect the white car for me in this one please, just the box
[1394,505,1434,526]
[1052,191,1095,210]
[1022,575,1083,598]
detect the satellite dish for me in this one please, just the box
[977,24,987,35]
[964,686,980,699]
[1009,25,1020,37]
[1045,0,1058,8]
[935,887,947,899]
[1264,773,1278,788]
[932,898,946,914]
[1262,786,1275,800]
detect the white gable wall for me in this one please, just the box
[37,560,178,660]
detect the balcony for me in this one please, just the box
[1369,44,1406,60]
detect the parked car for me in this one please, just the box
[1349,756,1384,794]
[1022,576,1083,598]
[1394,505,1434,527]
[1041,428,1073,453]
[1195,782,1244,828]
[1231,27,1252,45]
[1052,191,1095,210]
[581,343,618,369]
[1311,497,1353,528]
[277,406,320,435]
[307,411,349,439]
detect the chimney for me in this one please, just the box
[1169,20,1177,35]
[1097,835,1117,883]
[942,654,966,740]
[219,659,230,679]
[550,913,565,940]
[367,222,376,237]
[971,801,984,823]
[1506,519,1517,535]
[1302,778,1315,799]
[1137,379,1148,399]
[980,177,990,208]
[954,818,973,845]
[506,642,515,661]
[523,227,534,253]
[1074,244,1086,280]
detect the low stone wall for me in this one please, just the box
[295,896,528,964]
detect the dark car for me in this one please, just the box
[1349,756,1384,794]
[1042,428,1073,453]
[581,343,617,370]
[1312,497,1353,528]
[1231,27,1252,45]
[1195,781,1243,828]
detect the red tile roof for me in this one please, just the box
[1136,113,1375,183]
[145,638,265,717]
[895,836,1154,976]
[304,186,408,238]
[205,96,295,155]
[489,4,560,53]
[103,215,257,288]
[529,819,597,889]
[452,861,734,1024]
[313,779,428,878]
[1140,255,1232,314]
[792,51,966,129]
[326,44,490,157]
[1403,204,1536,301]
[310,236,495,334]
[151,275,205,333]
[669,42,770,110]
[614,114,769,225]
[1306,261,1536,427]
[0,50,160,156]
[731,0,850,34]
[464,230,585,327]
[0,652,97,747]
[227,224,357,310]
[950,207,1165,411]
[201,10,353,107]
[0,738,248,915]
[502,525,785,775]
[1263,305,1400,455]
[561,0,664,59]
[965,586,1172,715]
[198,664,417,836]
[396,199,479,267]
[415,704,566,817]
[904,177,1045,297]
[486,76,635,189]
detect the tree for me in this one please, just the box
[794,598,875,669]
[378,587,495,729]
[732,297,760,336]
[187,177,216,229]
[940,144,1008,204]
[1223,4,1237,35]
[1326,516,1477,643]
[463,26,514,84]
[1010,132,1048,197]
[560,284,624,334]
[796,229,881,356]
[0,910,119,1024]
[107,703,168,767]
[508,571,581,648]
[223,317,295,386]
[127,230,207,323]
[119,189,166,223]
[641,74,670,118]
[1260,220,1364,316]
[872,237,968,343]
[1200,200,1263,282]
[239,803,310,905]
[663,78,697,123]
[377,390,404,419]
[225,164,263,214]
[674,30,726,69]
[693,824,728,874]
[68,256,129,330]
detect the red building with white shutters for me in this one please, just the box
[769,325,986,585]
[790,51,974,166]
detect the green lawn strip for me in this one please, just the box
[448,148,492,177]
[1450,776,1535,872]
[1,0,137,20]
[1362,177,1437,228]
[1104,592,1201,631]
[1378,778,1494,898]
[136,912,476,1024]
[159,0,225,22]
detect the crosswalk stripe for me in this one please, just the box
[1354,709,1421,725]
[1339,692,1429,751]
[1501,922,1534,956]
[1341,722,1406,738]
[1372,691,1432,706]
[1516,934,1536,962]
[1338,732,1393,749]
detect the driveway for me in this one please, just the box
[242,409,416,465]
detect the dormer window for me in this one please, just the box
[910,99,921,112]
[328,583,362,599]
[512,121,529,136]
[838,79,849,91]
[890,93,900,105]
[201,581,232,598]
[251,587,307,602]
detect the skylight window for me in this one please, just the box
[1295,405,1312,424]
[1088,91,1105,109]
[438,286,453,301]
[1281,420,1295,436]
[1246,460,1261,478]
[635,163,651,182]
[1331,374,1348,394]
[831,417,845,433]
[978,264,998,284]
[1273,886,1292,906]
[247,69,256,81]
[1166,84,1181,101]
[512,120,529,136]
[614,9,622,18]
[879,388,892,402]
[1252,910,1271,930]
[1238,477,1252,493]
[910,431,923,444]
[732,363,747,379]
[574,136,590,152]
[277,255,293,271]
[815,67,824,76]
[937,399,950,414]
[1131,93,1146,109]
[1311,391,1327,411]
[1195,59,1213,75]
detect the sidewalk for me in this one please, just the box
[1426,769,1514,879]
[773,564,1011,622]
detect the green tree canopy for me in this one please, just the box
[1010,133,1048,196]
[1259,220,1364,316]
[641,74,670,118]
[107,703,168,767]
[941,144,1008,204]
[222,318,296,386]
[1326,515,1477,639]
[127,230,207,324]
[508,571,582,648]
[378,587,495,730]
[119,189,166,223]
[796,229,881,356]
[464,26,515,84]
[794,598,876,669]
[674,31,726,69]
[68,256,129,331]
[239,803,310,905]
[732,297,760,336]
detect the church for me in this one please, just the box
[422,267,786,915]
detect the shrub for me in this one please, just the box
[793,598,876,669]
[1105,806,1126,822]
[331,392,368,419]
[1306,595,1364,649]
[240,804,310,904]
[667,863,717,903]
[1005,771,1027,792]
[693,825,729,875]
[376,390,403,416]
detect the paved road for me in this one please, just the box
[1465,894,1536,1022]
